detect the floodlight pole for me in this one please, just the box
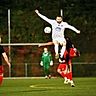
[60,0,64,18]
[60,9,63,17]
[8,9,11,77]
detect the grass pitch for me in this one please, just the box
[0,77,96,96]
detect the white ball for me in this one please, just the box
[44,27,51,33]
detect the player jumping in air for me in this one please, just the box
[35,10,80,59]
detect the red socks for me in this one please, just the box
[67,72,72,80]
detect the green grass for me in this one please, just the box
[0,77,96,96]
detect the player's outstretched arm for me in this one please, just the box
[66,23,80,34]
[38,42,53,47]
[35,9,53,24]
[2,52,11,68]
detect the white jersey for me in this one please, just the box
[51,21,69,40]
[37,12,80,41]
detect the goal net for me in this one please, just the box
[2,43,55,77]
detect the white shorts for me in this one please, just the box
[52,37,66,44]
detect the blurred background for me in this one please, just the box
[0,0,96,77]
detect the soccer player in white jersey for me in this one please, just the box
[35,10,80,59]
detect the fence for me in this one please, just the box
[1,43,96,77]
[3,62,96,77]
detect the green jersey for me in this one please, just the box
[41,52,52,68]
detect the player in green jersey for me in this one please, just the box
[40,47,53,79]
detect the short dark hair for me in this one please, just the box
[56,15,63,18]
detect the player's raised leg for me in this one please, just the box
[53,40,59,59]
[57,60,69,84]
[59,38,66,59]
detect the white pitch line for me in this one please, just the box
[30,85,66,89]
[29,84,66,89]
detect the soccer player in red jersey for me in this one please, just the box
[0,37,11,86]
[38,37,80,87]
[57,37,80,87]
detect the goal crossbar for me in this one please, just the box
[0,43,46,46]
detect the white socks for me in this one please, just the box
[55,44,59,55]
[60,46,66,58]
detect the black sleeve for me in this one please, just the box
[66,39,73,49]
[0,45,5,54]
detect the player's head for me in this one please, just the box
[44,47,48,53]
[56,16,63,24]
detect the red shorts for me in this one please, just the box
[57,63,67,71]
[0,66,4,75]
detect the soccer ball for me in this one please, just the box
[44,27,51,33]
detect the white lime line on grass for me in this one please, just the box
[30,85,62,89]
[29,84,67,90]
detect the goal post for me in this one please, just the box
[8,9,11,77]
[0,43,49,46]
